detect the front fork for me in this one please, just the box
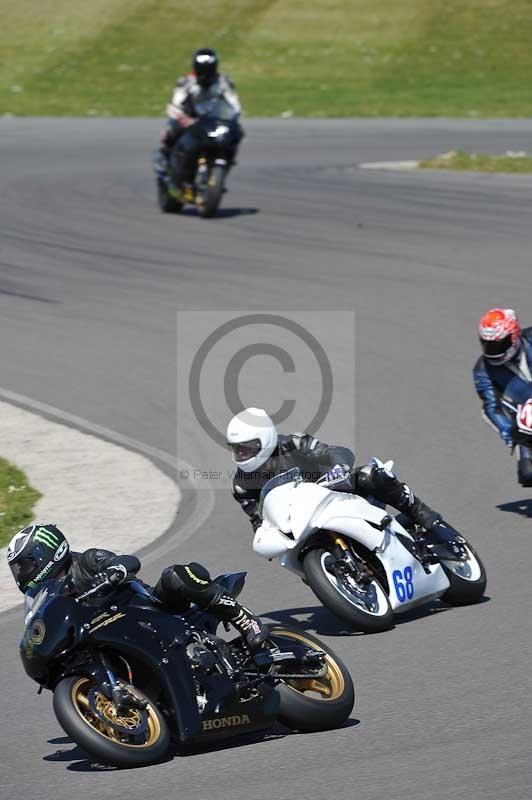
[196,156,209,191]
[327,533,373,584]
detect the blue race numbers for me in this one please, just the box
[392,566,414,603]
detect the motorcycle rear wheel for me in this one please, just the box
[440,540,487,606]
[53,676,170,768]
[267,625,354,732]
[303,547,394,634]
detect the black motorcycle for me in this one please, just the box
[159,97,242,218]
[20,572,354,768]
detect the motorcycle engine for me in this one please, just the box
[186,640,217,674]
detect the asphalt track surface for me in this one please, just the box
[1,118,532,800]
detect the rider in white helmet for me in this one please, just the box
[227,407,442,534]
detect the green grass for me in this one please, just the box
[420,150,532,172]
[2,1,532,116]
[0,457,41,548]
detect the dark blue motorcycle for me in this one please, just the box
[159,97,242,218]
[20,572,354,767]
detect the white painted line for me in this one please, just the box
[359,160,420,170]
[0,387,215,613]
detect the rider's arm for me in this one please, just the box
[232,480,262,532]
[290,433,354,478]
[78,549,141,580]
[166,76,196,125]
[473,357,513,446]
[221,75,242,114]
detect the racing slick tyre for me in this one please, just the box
[303,547,394,634]
[157,179,183,214]
[53,676,170,767]
[440,538,487,606]
[197,164,225,218]
[267,626,354,732]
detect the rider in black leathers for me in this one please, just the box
[154,47,243,196]
[227,408,442,534]
[7,524,267,650]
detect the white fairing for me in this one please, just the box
[254,476,451,613]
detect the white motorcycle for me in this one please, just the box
[253,463,486,633]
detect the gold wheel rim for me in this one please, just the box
[271,630,345,701]
[71,677,161,748]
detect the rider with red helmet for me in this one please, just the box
[474,308,532,486]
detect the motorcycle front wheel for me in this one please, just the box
[267,625,354,732]
[197,164,226,218]
[53,676,170,768]
[303,547,394,634]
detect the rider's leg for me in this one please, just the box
[354,463,442,532]
[171,130,200,187]
[155,563,267,650]
[154,120,182,181]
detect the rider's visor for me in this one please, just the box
[10,555,37,587]
[229,439,262,463]
[482,333,512,359]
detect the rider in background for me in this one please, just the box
[7,524,267,650]
[227,407,442,534]
[474,308,532,487]
[153,48,243,202]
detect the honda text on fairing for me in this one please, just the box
[253,461,486,634]
[20,572,354,767]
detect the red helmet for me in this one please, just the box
[479,308,521,365]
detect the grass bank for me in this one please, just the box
[0,457,41,548]
[420,150,532,173]
[2,1,532,117]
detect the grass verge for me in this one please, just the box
[2,1,532,116]
[419,150,532,173]
[0,457,41,548]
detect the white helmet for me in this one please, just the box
[226,407,278,473]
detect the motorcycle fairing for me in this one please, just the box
[257,479,451,611]
[375,523,450,611]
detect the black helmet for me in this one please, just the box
[7,524,71,593]
[193,48,219,87]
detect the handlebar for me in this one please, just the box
[75,577,114,603]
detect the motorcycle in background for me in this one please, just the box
[513,397,532,486]
[158,97,242,218]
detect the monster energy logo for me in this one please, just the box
[34,527,59,548]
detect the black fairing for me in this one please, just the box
[194,117,242,155]
[19,576,278,743]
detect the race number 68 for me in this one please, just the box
[392,567,414,603]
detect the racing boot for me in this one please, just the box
[405,495,442,533]
[517,445,532,487]
[209,591,268,652]
[358,463,442,534]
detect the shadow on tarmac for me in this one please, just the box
[45,717,360,771]
[263,597,489,637]
[497,498,532,518]
[177,206,260,220]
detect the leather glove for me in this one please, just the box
[92,564,128,587]
[324,463,352,491]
